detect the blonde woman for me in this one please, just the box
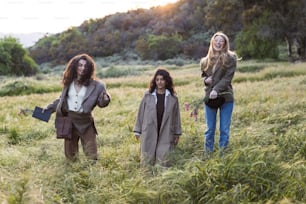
[200,32,237,154]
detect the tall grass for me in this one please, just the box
[0,61,305,203]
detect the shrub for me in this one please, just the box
[8,128,20,145]
[235,30,279,59]
[0,36,38,76]
[0,79,61,96]
[97,66,140,78]
[135,34,183,60]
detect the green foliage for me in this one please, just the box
[27,0,306,64]
[136,34,183,60]
[29,34,58,64]
[236,65,265,73]
[55,28,89,63]
[0,36,38,76]
[235,28,279,59]
[204,0,243,36]
[7,128,20,145]
[7,176,29,204]
[6,126,51,145]
[234,65,305,83]
[97,66,140,78]
[29,0,210,64]
[0,78,61,96]
[183,32,211,59]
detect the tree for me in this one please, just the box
[0,37,38,76]
[135,34,182,60]
[269,0,306,60]
[205,0,243,38]
[234,8,280,59]
[240,0,306,61]
[29,34,58,64]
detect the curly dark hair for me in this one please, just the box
[62,53,96,86]
[149,67,175,95]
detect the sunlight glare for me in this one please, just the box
[0,0,179,34]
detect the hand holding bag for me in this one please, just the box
[203,57,229,109]
[55,116,72,139]
[204,95,225,109]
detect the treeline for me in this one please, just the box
[1,0,305,76]
[28,0,306,65]
[28,0,208,64]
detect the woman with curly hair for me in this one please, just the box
[200,32,237,155]
[44,53,111,162]
[134,67,182,167]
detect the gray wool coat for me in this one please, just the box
[134,90,182,166]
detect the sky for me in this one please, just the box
[0,0,179,34]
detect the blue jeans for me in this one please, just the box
[204,102,234,152]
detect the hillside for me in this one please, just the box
[27,0,306,65]
[0,61,305,203]
[28,0,211,64]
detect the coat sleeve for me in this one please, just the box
[200,57,208,79]
[46,97,60,113]
[172,97,182,136]
[213,55,236,93]
[133,96,146,134]
[97,83,111,108]
[45,86,67,114]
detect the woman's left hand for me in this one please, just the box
[103,93,109,101]
[209,90,218,99]
[174,136,180,145]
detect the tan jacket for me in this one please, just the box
[134,90,182,166]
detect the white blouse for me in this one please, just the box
[67,81,87,112]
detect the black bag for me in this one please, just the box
[205,96,225,109]
[55,116,72,139]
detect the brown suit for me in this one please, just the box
[46,79,110,161]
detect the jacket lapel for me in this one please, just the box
[82,81,96,103]
[159,94,172,132]
[149,94,158,128]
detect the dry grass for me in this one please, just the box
[0,61,305,203]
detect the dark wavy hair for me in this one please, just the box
[62,53,96,86]
[149,67,175,95]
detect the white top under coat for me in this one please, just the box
[67,81,87,112]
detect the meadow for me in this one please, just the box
[0,60,305,203]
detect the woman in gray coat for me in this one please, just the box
[44,53,110,162]
[134,68,182,167]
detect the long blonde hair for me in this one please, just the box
[202,32,236,72]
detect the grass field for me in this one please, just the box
[0,60,305,203]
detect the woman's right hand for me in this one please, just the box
[41,106,48,113]
[204,76,212,85]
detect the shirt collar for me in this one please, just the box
[152,89,170,96]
